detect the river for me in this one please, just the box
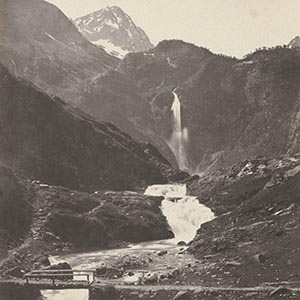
[40,184,214,300]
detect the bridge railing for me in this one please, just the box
[24,269,96,286]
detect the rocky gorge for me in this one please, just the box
[0,0,300,299]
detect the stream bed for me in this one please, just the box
[40,184,214,299]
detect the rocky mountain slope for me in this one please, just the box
[2,0,300,176]
[75,6,154,59]
[0,0,152,151]
[0,0,118,109]
[185,155,300,287]
[88,41,300,172]
[0,180,173,272]
[0,62,183,274]
[0,63,186,192]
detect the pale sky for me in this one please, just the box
[47,0,300,58]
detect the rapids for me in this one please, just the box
[145,184,214,243]
[41,184,214,300]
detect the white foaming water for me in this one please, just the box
[40,289,88,300]
[144,183,186,198]
[44,184,214,299]
[145,184,214,243]
[168,91,189,171]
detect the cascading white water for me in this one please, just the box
[168,91,189,171]
[43,184,214,300]
[144,184,214,243]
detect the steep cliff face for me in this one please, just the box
[96,43,300,172]
[0,64,186,192]
[176,47,300,170]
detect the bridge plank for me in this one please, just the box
[24,273,89,277]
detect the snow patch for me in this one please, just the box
[83,17,94,26]
[94,25,104,32]
[167,57,177,68]
[92,38,129,59]
[82,28,94,34]
[105,19,119,29]
[45,32,57,41]
[113,12,122,23]
[126,29,133,39]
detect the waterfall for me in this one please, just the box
[168,91,189,171]
[145,184,214,243]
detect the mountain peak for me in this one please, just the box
[106,5,124,12]
[75,6,154,58]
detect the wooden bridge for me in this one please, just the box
[22,268,96,289]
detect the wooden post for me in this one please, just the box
[26,277,29,284]
[93,271,95,282]
[87,274,89,284]
[52,278,55,286]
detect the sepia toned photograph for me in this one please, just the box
[0,0,300,299]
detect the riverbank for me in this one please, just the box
[0,182,174,279]
[2,156,300,300]
[186,155,300,288]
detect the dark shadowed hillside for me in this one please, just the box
[0,64,186,192]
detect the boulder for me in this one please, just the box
[44,262,73,280]
[96,266,124,279]
[167,268,180,279]
[269,286,292,297]
[253,254,268,263]
[127,271,135,277]
[177,241,187,246]
[143,273,158,284]
[157,250,168,256]
[47,262,72,271]
[4,266,25,278]
[35,255,51,267]
[173,290,193,300]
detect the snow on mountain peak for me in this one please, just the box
[75,6,154,58]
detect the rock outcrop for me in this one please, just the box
[187,155,300,286]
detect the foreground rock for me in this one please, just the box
[0,182,173,276]
[269,286,292,297]
[43,187,174,246]
[173,291,192,300]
